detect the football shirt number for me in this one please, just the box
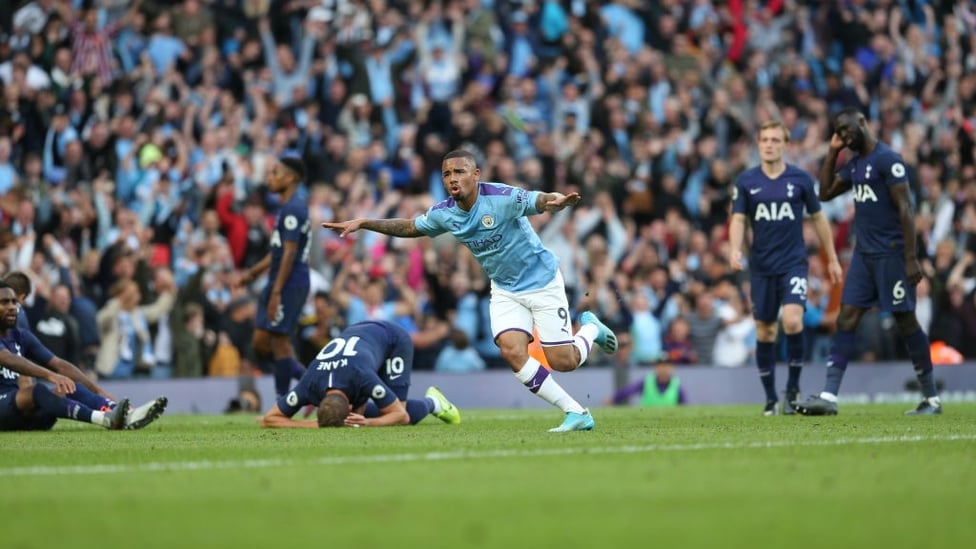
[315,336,362,360]
[789,277,808,296]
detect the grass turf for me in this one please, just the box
[2,404,974,549]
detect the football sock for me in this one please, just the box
[785,331,805,392]
[756,341,777,402]
[406,399,434,425]
[904,329,938,398]
[426,395,443,415]
[823,330,856,396]
[514,357,585,414]
[272,357,295,396]
[32,384,97,424]
[573,324,598,367]
[68,384,114,411]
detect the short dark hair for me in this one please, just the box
[317,392,350,427]
[3,271,31,298]
[833,107,864,124]
[443,149,478,166]
[279,156,306,182]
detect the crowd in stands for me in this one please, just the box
[1,0,975,380]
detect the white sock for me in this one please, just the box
[574,324,598,367]
[928,396,941,406]
[819,392,838,403]
[427,396,443,415]
[91,410,108,427]
[514,358,585,414]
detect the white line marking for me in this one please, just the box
[3,434,974,477]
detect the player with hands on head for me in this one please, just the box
[260,320,460,428]
[729,120,842,415]
[323,149,617,432]
[793,107,942,416]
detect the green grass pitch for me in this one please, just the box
[3,404,974,549]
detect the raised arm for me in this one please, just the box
[819,134,852,202]
[535,192,582,213]
[321,218,424,239]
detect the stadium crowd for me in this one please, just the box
[0,0,975,381]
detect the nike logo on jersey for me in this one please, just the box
[388,374,402,380]
[750,188,762,195]
[892,299,905,306]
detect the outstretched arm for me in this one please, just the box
[241,254,271,285]
[536,192,582,213]
[47,357,117,401]
[0,350,75,395]
[321,218,424,239]
[260,403,318,428]
[343,399,410,427]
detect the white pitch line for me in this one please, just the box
[3,433,975,478]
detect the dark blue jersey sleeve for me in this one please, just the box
[278,201,308,243]
[20,329,55,366]
[801,172,822,215]
[731,175,747,215]
[356,369,398,410]
[276,377,315,418]
[880,151,910,188]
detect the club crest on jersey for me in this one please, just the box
[481,215,495,229]
[786,183,794,198]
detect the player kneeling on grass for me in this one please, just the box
[260,320,460,428]
[0,283,167,431]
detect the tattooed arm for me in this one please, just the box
[321,218,424,238]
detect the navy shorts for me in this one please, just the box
[841,251,915,312]
[0,389,57,431]
[750,265,808,323]
[255,284,310,334]
[377,336,414,402]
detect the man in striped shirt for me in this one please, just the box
[64,0,142,85]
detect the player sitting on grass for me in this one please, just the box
[0,282,167,431]
[260,320,460,428]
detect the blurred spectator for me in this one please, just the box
[33,283,81,367]
[605,359,687,407]
[95,274,175,379]
[683,290,722,365]
[0,0,971,380]
[663,315,697,365]
[434,328,486,373]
